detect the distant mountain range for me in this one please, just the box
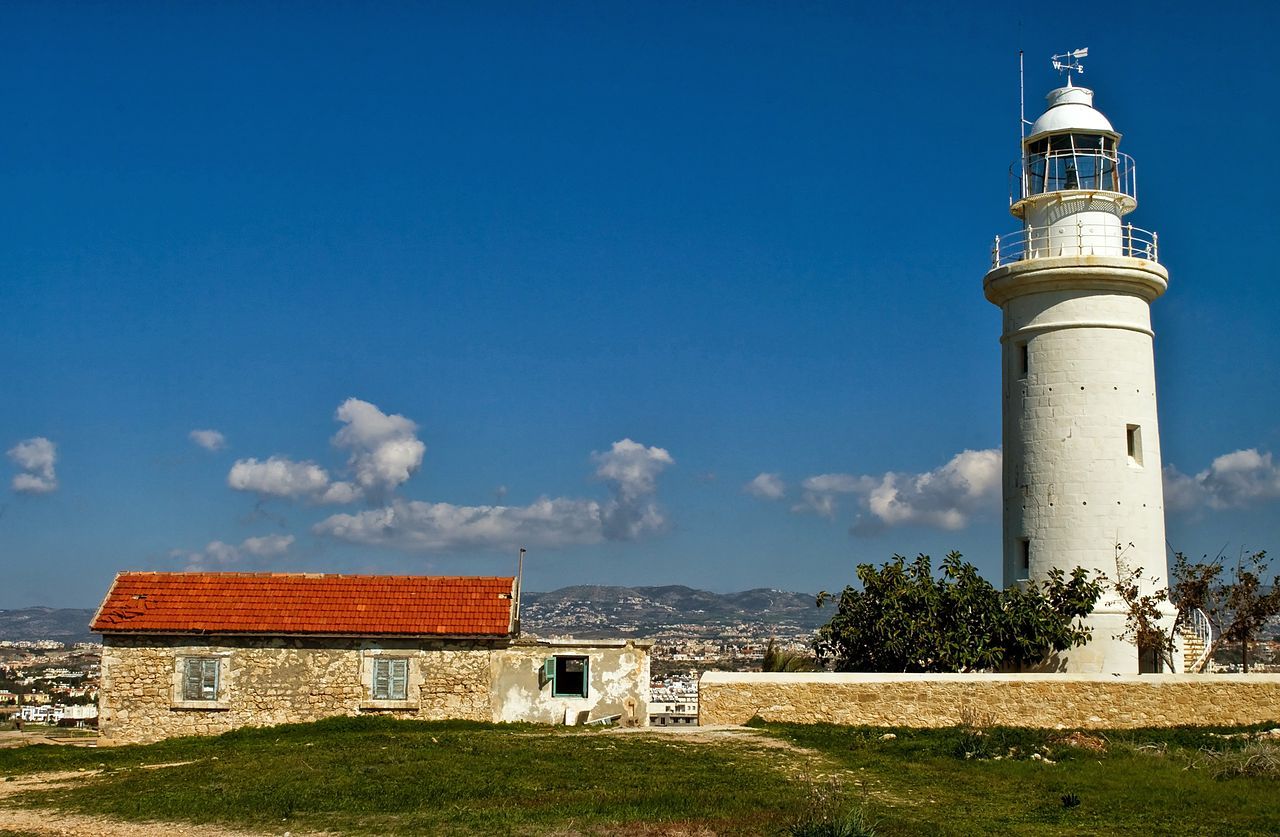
[0,607,97,644]
[0,585,824,644]
[520,585,825,636]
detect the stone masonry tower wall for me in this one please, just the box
[984,77,1173,673]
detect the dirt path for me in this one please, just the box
[0,768,292,837]
[605,723,860,788]
[607,723,814,748]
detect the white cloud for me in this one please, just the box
[189,429,227,451]
[178,534,295,570]
[227,456,332,499]
[226,399,426,505]
[315,497,604,551]
[744,472,786,500]
[331,398,426,500]
[791,448,1002,534]
[792,473,877,518]
[318,481,361,505]
[7,437,58,494]
[593,439,675,540]
[1164,448,1280,513]
[315,438,675,551]
[240,534,296,557]
[1162,467,1203,514]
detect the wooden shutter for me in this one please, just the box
[183,658,219,701]
[372,658,408,700]
[182,658,203,701]
[200,659,219,700]
[389,659,408,700]
[373,658,391,699]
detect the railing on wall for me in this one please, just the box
[1011,149,1137,205]
[1185,607,1214,674]
[990,222,1159,269]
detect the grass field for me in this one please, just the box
[1,716,1278,835]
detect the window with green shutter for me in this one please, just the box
[372,657,409,700]
[182,657,220,701]
[549,655,589,698]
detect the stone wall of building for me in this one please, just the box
[100,634,651,744]
[699,672,1280,728]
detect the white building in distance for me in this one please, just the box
[983,58,1175,673]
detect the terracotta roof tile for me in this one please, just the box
[91,573,515,637]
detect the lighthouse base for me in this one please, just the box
[1031,605,1181,674]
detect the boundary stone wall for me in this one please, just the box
[699,672,1280,728]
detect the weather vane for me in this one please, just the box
[1051,48,1088,81]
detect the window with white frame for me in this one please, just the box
[371,657,409,701]
[181,657,220,702]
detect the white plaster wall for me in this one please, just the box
[992,264,1171,673]
[1024,201,1126,259]
[490,641,650,726]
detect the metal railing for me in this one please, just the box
[1185,607,1214,674]
[990,222,1159,268]
[1011,149,1137,205]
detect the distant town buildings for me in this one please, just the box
[649,672,698,726]
[0,638,101,730]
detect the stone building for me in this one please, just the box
[91,572,650,744]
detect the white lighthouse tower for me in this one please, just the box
[983,53,1174,673]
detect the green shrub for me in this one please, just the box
[790,805,878,837]
[952,725,1056,761]
[1199,740,1280,779]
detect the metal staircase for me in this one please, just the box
[1181,608,1214,673]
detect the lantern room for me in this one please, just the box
[1011,83,1136,219]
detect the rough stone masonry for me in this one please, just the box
[700,672,1280,728]
[100,634,650,744]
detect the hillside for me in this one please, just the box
[0,585,825,645]
[0,608,96,644]
[520,584,824,636]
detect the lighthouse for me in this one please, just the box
[983,53,1174,673]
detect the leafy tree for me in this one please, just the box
[1171,549,1280,673]
[761,637,821,672]
[813,552,1102,673]
[1109,545,1177,672]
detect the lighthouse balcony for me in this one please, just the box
[990,222,1158,269]
[1010,148,1137,216]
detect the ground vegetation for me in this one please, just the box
[1,717,1278,835]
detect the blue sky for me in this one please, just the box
[2,2,1278,608]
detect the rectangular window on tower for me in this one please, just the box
[1016,342,1029,378]
[1019,538,1031,577]
[1126,425,1143,467]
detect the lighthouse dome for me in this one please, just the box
[1028,85,1115,137]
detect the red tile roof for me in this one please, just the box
[91,573,516,637]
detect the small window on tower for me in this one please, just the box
[1127,425,1143,467]
[1017,343,1029,378]
[1019,538,1031,577]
